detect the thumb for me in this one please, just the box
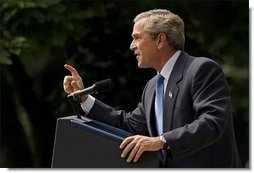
[71,81,81,91]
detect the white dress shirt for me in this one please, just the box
[159,50,181,94]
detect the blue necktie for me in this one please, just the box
[155,74,164,135]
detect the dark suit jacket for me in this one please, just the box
[87,51,242,168]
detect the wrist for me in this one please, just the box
[81,95,88,103]
[159,135,168,150]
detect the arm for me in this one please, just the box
[63,64,149,135]
[87,88,149,135]
[164,59,231,159]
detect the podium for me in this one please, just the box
[51,116,160,168]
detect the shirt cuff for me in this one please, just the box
[80,95,95,114]
[162,134,170,150]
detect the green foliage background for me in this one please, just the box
[0,0,249,168]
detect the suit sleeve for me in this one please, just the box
[86,83,150,136]
[164,59,231,159]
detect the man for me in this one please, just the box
[63,9,241,168]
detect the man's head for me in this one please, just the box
[130,9,184,71]
[133,9,185,51]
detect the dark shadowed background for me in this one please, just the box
[0,0,249,168]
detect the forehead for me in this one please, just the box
[131,19,146,37]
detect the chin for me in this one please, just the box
[137,63,147,69]
[137,62,143,68]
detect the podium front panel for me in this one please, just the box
[51,116,160,168]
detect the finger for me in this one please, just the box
[65,87,74,94]
[120,136,135,158]
[71,81,80,91]
[64,64,80,78]
[120,136,134,149]
[133,146,144,162]
[63,76,74,86]
[126,143,140,162]
[121,139,137,159]
[63,76,74,94]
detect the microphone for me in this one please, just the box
[67,79,113,100]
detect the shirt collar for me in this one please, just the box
[159,50,181,81]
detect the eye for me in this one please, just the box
[134,36,140,41]
[132,34,140,41]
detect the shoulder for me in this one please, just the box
[178,51,221,71]
[188,56,228,91]
[179,52,226,88]
[192,56,223,75]
[183,52,223,77]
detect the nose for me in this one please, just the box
[130,40,136,51]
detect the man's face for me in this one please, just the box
[130,19,159,69]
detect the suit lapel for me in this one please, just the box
[163,51,188,132]
[145,77,158,137]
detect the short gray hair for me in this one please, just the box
[134,9,185,50]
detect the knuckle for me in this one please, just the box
[139,145,144,151]
[135,143,141,148]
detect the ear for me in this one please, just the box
[156,32,167,49]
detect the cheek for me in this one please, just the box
[142,44,156,57]
[139,40,157,56]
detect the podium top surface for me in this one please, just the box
[60,115,133,143]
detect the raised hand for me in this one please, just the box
[63,64,84,94]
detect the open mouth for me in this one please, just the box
[135,53,140,60]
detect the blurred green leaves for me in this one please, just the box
[0,0,62,64]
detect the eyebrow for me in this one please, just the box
[131,33,141,38]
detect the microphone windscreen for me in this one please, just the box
[94,79,113,94]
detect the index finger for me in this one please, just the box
[64,64,79,77]
[120,136,134,149]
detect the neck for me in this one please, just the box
[156,49,176,72]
